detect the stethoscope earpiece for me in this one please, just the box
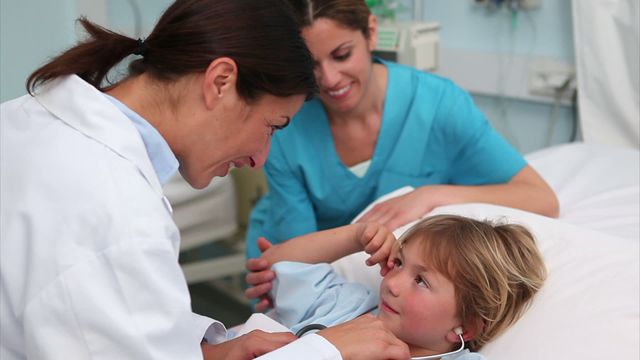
[410,327,465,360]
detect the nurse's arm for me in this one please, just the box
[419,164,559,217]
[359,165,559,231]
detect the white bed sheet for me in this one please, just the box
[332,142,640,360]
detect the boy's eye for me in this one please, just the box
[415,275,430,288]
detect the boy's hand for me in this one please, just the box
[356,223,396,271]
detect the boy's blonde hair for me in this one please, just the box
[397,214,547,351]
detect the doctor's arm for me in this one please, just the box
[201,331,296,360]
[254,315,410,360]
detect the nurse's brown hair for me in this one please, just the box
[286,0,372,38]
[26,0,317,102]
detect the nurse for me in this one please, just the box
[0,0,408,359]
[245,0,559,262]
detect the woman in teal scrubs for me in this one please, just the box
[245,0,559,263]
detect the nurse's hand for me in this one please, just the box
[356,222,396,276]
[357,187,439,231]
[318,314,410,360]
[201,330,296,360]
[244,237,275,312]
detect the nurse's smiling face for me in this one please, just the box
[377,239,462,356]
[302,17,377,115]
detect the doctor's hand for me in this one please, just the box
[318,314,410,360]
[357,187,441,231]
[356,222,396,276]
[245,237,275,312]
[201,330,296,360]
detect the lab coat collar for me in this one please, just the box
[34,75,164,198]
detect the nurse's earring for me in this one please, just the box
[367,14,378,51]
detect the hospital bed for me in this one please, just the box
[332,142,639,359]
[163,174,244,284]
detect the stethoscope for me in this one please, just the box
[295,306,466,360]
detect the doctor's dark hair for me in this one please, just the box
[27,0,317,101]
[396,215,547,351]
[285,0,372,38]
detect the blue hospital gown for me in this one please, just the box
[247,59,526,259]
[269,262,485,360]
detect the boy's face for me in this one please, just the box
[377,239,461,355]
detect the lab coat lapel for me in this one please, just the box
[34,75,164,197]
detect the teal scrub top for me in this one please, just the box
[246,60,526,259]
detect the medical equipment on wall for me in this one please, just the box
[473,0,541,10]
[374,21,440,72]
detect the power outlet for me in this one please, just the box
[528,59,576,99]
[518,0,541,9]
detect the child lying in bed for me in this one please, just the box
[249,215,547,359]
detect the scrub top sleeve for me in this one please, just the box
[255,334,341,360]
[442,87,526,185]
[247,137,318,249]
[22,241,222,360]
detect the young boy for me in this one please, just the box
[254,214,547,359]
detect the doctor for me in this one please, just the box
[0,0,409,359]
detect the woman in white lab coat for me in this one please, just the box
[0,0,409,359]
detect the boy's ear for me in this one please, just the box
[446,316,484,344]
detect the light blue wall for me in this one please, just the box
[422,0,574,58]
[105,0,172,36]
[420,0,577,153]
[1,0,77,102]
[1,0,576,153]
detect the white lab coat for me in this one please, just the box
[0,75,340,360]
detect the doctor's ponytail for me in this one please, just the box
[27,0,316,101]
[27,18,143,94]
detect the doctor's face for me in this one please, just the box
[178,93,305,189]
[377,239,461,356]
[302,17,376,115]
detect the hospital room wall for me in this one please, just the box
[1,0,575,154]
[420,0,577,154]
[0,0,172,104]
[0,0,77,102]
